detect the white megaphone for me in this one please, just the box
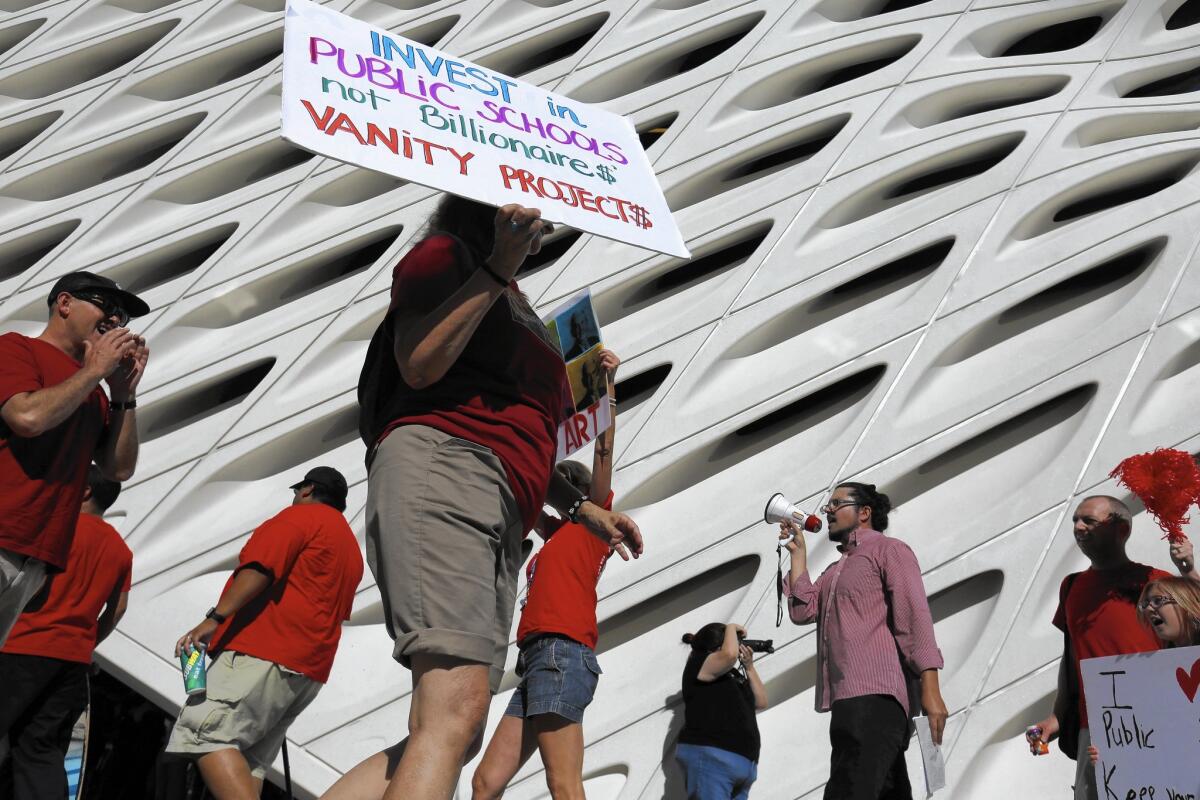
[763,493,823,534]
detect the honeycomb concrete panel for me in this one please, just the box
[3,0,1200,797]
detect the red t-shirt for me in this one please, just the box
[1,513,132,664]
[211,504,364,683]
[517,492,614,649]
[358,235,572,533]
[1052,562,1170,728]
[0,333,108,571]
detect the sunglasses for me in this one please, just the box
[74,293,129,327]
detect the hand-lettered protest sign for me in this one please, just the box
[544,290,609,459]
[281,0,689,258]
[1081,646,1200,800]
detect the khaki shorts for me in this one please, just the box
[366,424,526,693]
[165,651,321,778]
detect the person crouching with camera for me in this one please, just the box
[675,622,767,799]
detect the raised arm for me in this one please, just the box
[697,623,743,682]
[2,328,135,438]
[739,644,769,710]
[95,335,148,482]
[393,205,548,389]
[587,349,620,502]
[779,519,818,624]
[1170,537,1198,580]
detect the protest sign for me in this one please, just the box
[1081,645,1200,800]
[544,290,610,459]
[281,0,689,258]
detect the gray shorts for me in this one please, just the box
[0,548,47,648]
[165,651,321,778]
[365,424,526,693]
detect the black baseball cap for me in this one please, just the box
[46,271,150,318]
[290,466,348,506]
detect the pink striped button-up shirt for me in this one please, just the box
[784,528,943,715]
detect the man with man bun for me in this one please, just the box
[0,271,149,646]
[780,482,946,800]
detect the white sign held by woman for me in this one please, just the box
[1081,645,1200,800]
[281,0,689,258]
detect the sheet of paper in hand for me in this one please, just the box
[1081,645,1200,800]
[281,0,689,258]
[914,715,945,797]
[543,290,610,459]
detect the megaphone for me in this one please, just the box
[763,493,822,533]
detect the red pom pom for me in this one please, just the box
[1110,448,1200,542]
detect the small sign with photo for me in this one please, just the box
[544,290,611,459]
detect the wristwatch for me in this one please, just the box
[205,606,227,624]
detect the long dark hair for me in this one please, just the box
[425,194,495,268]
[837,481,892,532]
[681,622,726,655]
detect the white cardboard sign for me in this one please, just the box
[1081,645,1200,800]
[281,0,689,258]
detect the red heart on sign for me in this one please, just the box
[1177,659,1200,703]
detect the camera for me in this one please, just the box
[740,638,774,654]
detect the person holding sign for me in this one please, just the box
[1082,576,1200,766]
[779,482,946,800]
[472,349,621,800]
[339,196,641,800]
[1024,496,1194,800]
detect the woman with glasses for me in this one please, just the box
[1084,575,1200,765]
[1135,576,1200,648]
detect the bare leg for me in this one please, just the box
[472,715,539,800]
[196,749,262,800]
[384,654,491,799]
[319,741,406,800]
[532,715,585,800]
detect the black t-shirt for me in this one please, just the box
[677,651,761,762]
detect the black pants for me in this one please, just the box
[0,652,88,800]
[824,694,912,800]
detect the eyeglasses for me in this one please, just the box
[1137,595,1177,612]
[820,499,861,514]
[73,293,129,326]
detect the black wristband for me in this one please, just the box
[566,495,588,523]
[479,261,510,289]
[205,606,227,624]
[111,399,137,411]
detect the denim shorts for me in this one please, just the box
[503,635,602,723]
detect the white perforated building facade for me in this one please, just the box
[3,0,1200,796]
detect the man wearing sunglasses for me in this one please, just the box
[0,271,149,647]
[1026,495,1196,800]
